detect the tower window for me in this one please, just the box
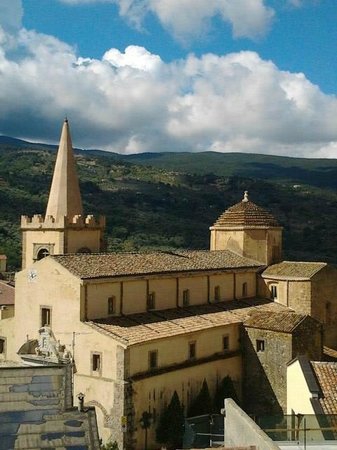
[37,248,50,261]
[256,340,265,352]
[149,350,158,370]
[92,353,101,372]
[41,307,51,327]
[214,286,220,302]
[242,282,248,297]
[270,285,278,300]
[147,292,155,310]
[183,289,190,306]
[188,341,196,359]
[0,338,5,354]
[108,296,116,315]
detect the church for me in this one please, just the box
[1,120,337,449]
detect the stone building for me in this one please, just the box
[1,119,336,448]
[260,262,337,347]
[242,310,322,415]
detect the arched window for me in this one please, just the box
[37,248,50,261]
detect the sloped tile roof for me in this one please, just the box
[51,250,262,280]
[324,346,337,362]
[244,310,307,333]
[87,298,290,345]
[311,362,337,415]
[212,199,279,228]
[0,281,14,305]
[262,261,327,280]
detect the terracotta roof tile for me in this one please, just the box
[51,250,261,280]
[324,346,337,362]
[244,310,306,333]
[311,362,337,415]
[87,298,291,345]
[262,261,327,280]
[212,199,279,228]
[0,281,14,305]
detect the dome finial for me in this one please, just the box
[242,191,249,202]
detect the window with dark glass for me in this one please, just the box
[214,285,220,302]
[0,338,5,354]
[92,353,101,372]
[147,292,155,310]
[223,335,229,351]
[242,282,248,297]
[108,296,115,315]
[256,339,265,352]
[270,285,278,300]
[183,289,190,307]
[149,350,158,370]
[188,341,196,359]
[41,307,51,327]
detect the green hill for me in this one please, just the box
[0,137,337,270]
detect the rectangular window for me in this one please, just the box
[214,286,220,302]
[242,282,248,297]
[223,335,229,351]
[149,350,158,370]
[92,353,101,372]
[108,296,115,315]
[270,285,278,300]
[0,338,5,354]
[41,307,51,327]
[183,289,190,307]
[256,340,265,352]
[147,292,155,310]
[188,341,196,359]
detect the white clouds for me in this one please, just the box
[59,0,274,41]
[103,45,162,72]
[1,18,337,157]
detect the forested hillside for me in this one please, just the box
[0,137,337,270]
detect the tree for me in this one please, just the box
[100,440,119,450]
[213,376,239,412]
[156,391,184,449]
[188,379,213,417]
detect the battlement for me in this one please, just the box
[21,214,106,230]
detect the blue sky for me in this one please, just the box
[1,0,337,157]
[23,0,337,94]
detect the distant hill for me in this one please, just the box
[0,136,337,270]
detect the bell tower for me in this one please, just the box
[21,119,105,268]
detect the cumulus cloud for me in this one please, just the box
[59,0,274,41]
[1,10,337,157]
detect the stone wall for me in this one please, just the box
[242,327,291,415]
[242,317,323,416]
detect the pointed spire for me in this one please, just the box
[45,119,83,219]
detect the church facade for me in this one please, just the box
[1,120,337,449]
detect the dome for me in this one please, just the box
[213,191,279,228]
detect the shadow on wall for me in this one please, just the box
[241,328,283,417]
